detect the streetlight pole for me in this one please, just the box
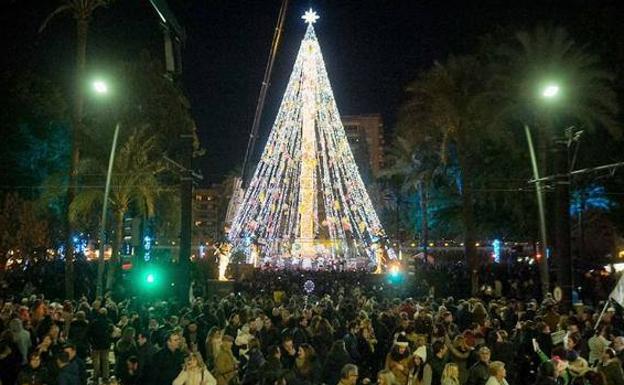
[525,124,550,296]
[91,79,121,299]
[96,122,120,298]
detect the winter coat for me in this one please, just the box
[214,347,238,385]
[386,353,414,385]
[17,365,50,385]
[88,314,113,350]
[173,368,217,385]
[598,359,624,385]
[467,361,490,385]
[150,347,186,385]
[68,320,90,358]
[9,318,32,364]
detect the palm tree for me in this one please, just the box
[491,25,619,138]
[70,128,165,290]
[382,136,443,261]
[491,25,620,300]
[40,0,111,298]
[400,55,490,294]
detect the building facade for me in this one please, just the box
[342,114,385,179]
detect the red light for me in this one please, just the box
[535,253,542,260]
[121,263,133,271]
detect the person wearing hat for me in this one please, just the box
[385,334,414,385]
[467,346,491,385]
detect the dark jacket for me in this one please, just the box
[68,320,90,358]
[467,361,490,385]
[58,361,80,385]
[88,314,113,350]
[17,365,50,385]
[323,350,353,385]
[261,356,283,385]
[598,359,624,385]
[149,347,186,385]
[242,348,266,385]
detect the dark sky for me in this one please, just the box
[2,1,623,183]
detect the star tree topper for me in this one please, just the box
[302,8,319,24]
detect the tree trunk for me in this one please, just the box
[420,181,429,261]
[64,17,89,299]
[106,209,124,292]
[456,136,478,296]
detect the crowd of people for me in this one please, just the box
[1,269,623,385]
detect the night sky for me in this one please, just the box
[2,1,623,183]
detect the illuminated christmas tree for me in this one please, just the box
[228,9,395,270]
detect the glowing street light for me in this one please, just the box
[93,80,109,94]
[90,78,120,298]
[541,83,560,99]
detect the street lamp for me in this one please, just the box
[541,83,560,99]
[91,79,120,298]
[525,82,562,298]
[93,80,109,95]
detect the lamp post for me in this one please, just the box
[526,82,561,298]
[92,79,120,299]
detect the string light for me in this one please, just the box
[228,12,394,269]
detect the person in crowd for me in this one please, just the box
[88,307,113,383]
[467,346,491,385]
[8,318,31,364]
[136,329,157,374]
[262,345,283,385]
[151,332,187,385]
[115,326,138,379]
[55,351,80,385]
[386,334,414,385]
[445,334,471,384]
[214,334,238,385]
[0,337,22,385]
[185,320,207,359]
[242,337,265,385]
[442,363,461,385]
[205,327,223,369]
[423,340,449,385]
[324,340,354,385]
[16,352,50,385]
[612,337,624,363]
[68,311,89,360]
[292,343,321,385]
[484,361,508,385]
[281,335,297,370]
[338,364,360,385]
[173,352,217,385]
[589,325,612,366]
[377,369,397,385]
[119,356,142,385]
[535,361,559,385]
[63,342,87,385]
[597,348,624,385]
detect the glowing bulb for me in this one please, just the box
[146,273,154,283]
[93,80,108,94]
[542,84,559,98]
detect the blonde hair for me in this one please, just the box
[489,361,505,376]
[442,363,459,383]
[377,369,396,385]
[186,352,206,370]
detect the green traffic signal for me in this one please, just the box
[146,273,155,284]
